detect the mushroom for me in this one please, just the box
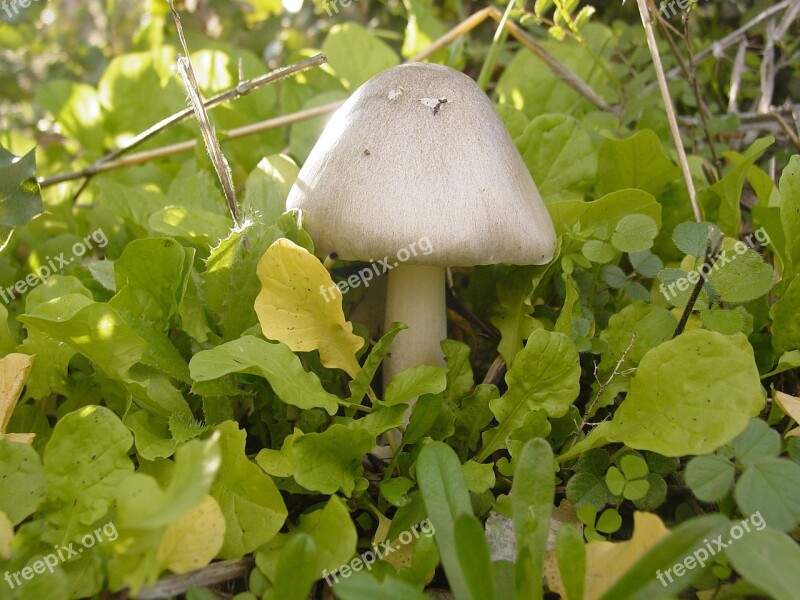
[286,62,556,416]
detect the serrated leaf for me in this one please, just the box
[277,425,374,496]
[255,238,364,377]
[482,330,580,458]
[611,214,658,253]
[210,422,287,557]
[672,221,719,257]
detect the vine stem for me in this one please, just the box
[635,0,702,223]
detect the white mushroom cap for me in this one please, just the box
[286,62,556,267]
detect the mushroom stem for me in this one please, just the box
[383,264,447,415]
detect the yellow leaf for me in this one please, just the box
[775,390,800,437]
[546,511,670,600]
[156,495,225,574]
[0,510,12,560]
[255,238,363,377]
[0,353,35,444]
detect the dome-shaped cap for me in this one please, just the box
[286,62,556,267]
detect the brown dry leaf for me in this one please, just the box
[774,390,800,437]
[0,353,35,444]
[546,511,670,600]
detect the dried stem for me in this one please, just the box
[39,102,344,188]
[636,0,702,223]
[682,15,720,169]
[133,558,253,599]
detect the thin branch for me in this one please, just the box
[673,232,723,338]
[636,0,702,223]
[727,40,748,114]
[133,558,253,599]
[100,55,326,166]
[682,15,720,169]
[39,102,344,187]
[662,0,797,79]
[171,1,239,225]
[583,332,637,427]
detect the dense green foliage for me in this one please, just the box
[1,0,800,598]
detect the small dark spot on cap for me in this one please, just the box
[364,149,371,156]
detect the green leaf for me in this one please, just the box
[384,365,447,406]
[582,240,615,263]
[598,129,680,197]
[707,137,773,237]
[595,508,622,533]
[455,514,497,599]
[515,114,597,202]
[565,472,611,510]
[770,276,800,353]
[189,336,340,415]
[734,457,800,531]
[548,189,661,239]
[0,146,43,230]
[241,155,299,226]
[672,221,721,257]
[611,214,658,253]
[629,251,663,278]
[604,330,763,456]
[481,330,580,459]
[211,421,287,558]
[724,527,800,600]
[0,439,46,525]
[109,237,193,330]
[43,406,133,537]
[417,441,473,600]
[322,22,400,90]
[684,454,735,502]
[281,424,374,496]
[779,155,800,275]
[271,534,318,600]
[489,264,551,368]
[555,524,585,600]
[461,461,496,495]
[333,571,429,600]
[620,454,649,479]
[605,467,625,497]
[201,219,282,341]
[19,295,148,381]
[731,418,781,465]
[707,247,774,303]
[512,439,555,600]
